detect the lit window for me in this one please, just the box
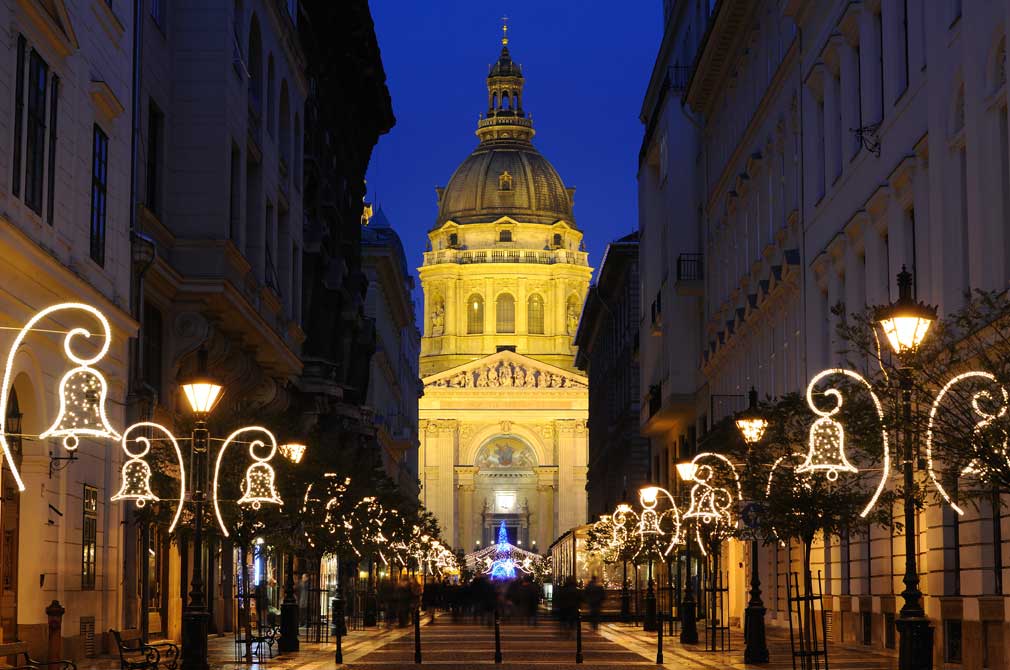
[82,485,98,590]
[527,295,544,334]
[496,294,515,333]
[467,294,484,334]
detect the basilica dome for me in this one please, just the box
[434,38,575,228]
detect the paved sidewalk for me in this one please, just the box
[78,624,414,670]
[600,621,899,670]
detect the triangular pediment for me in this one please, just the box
[423,350,587,391]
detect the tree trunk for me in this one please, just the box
[802,535,815,670]
[240,543,253,663]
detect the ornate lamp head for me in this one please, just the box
[873,266,936,355]
[180,349,224,417]
[735,387,768,445]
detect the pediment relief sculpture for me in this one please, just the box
[427,358,586,390]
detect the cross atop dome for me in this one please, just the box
[500,15,509,46]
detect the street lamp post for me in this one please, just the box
[874,267,937,670]
[676,462,699,645]
[180,350,224,670]
[736,386,769,664]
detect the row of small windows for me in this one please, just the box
[445,232,563,247]
[467,294,545,335]
[11,34,108,266]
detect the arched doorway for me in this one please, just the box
[474,436,537,549]
[1,387,23,641]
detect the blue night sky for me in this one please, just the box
[365,1,663,317]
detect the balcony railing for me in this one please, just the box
[676,253,704,281]
[423,247,589,267]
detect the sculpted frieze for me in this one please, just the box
[427,359,587,390]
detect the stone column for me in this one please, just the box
[537,468,556,550]
[839,39,861,162]
[458,483,474,552]
[858,6,883,126]
[864,189,891,306]
[445,279,458,337]
[823,64,841,185]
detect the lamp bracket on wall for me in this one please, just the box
[49,450,77,478]
[850,122,882,157]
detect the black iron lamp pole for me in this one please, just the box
[675,462,699,645]
[620,559,630,620]
[873,267,937,670]
[279,551,300,651]
[737,387,770,664]
[644,559,657,631]
[180,350,223,670]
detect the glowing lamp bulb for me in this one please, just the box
[182,381,224,415]
[736,417,768,444]
[676,462,699,482]
[639,486,659,505]
[873,266,936,355]
[279,442,307,463]
[615,503,632,514]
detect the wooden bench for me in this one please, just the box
[233,619,278,661]
[0,642,75,670]
[109,630,178,670]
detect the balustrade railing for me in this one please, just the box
[423,247,588,266]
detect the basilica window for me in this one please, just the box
[498,170,512,191]
[496,293,515,333]
[527,294,545,334]
[467,294,484,334]
[499,230,512,242]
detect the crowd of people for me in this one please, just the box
[372,573,609,634]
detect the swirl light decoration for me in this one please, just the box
[111,422,187,532]
[1,304,120,491]
[213,426,283,536]
[638,485,682,556]
[801,369,890,517]
[925,371,1009,516]
[680,452,741,556]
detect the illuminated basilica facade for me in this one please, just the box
[418,33,592,553]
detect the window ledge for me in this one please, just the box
[91,0,125,45]
[18,0,78,56]
[90,80,126,121]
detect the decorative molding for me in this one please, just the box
[90,81,126,121]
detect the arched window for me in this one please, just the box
[553,233,563,248]
[503,92,510,110]
[496,293,515,333]
[527,295,545,334]
[467,294,484,334]
[266,55,275,136]
[279,80,291,169]
[499,230,512,242]
[492,92,498,109]
[248,16,262,110]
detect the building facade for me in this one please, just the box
[418,35,591,553]
[645,0,1010,666]
[574,232,650,519]
[362,207,421,498]
[0,0,136,656]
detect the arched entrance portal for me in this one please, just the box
[474,436,537,549]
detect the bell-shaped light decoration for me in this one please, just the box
[237,461,283,510]
[682,465,729,524]
[40,366,121,450]
[797,415,858,481]
[874,266,937,355]
[112,457,158,507]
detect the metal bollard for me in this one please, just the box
[656,609,663,665]
[575,609,583,664]
[45,600,65,664]
[333,596,344,664]
[414,607,422,664]
[494,608,502,664]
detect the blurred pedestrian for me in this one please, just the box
[585,575,604,630]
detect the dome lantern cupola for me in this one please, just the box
[479,19,534,142]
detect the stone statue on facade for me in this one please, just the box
[513,364,526,387]
[487,364,500,386]
[500,362,514,386]
[566,302,579,334]
[476,366,489,387]
[430,300,445,336]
